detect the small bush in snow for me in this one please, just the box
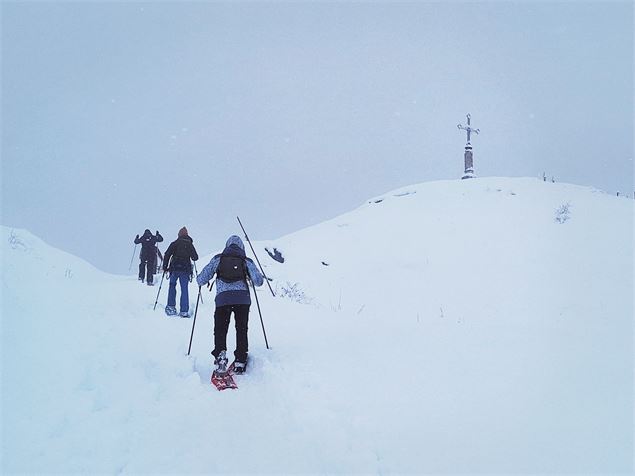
[555,202,572,224]
[8,230,27,250]
[265,247,284,263]
[277,281,313,305]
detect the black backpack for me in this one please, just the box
[217,254,247,282]
[171,239,192,270]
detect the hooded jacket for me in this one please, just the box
[196,235,264,306]
[134,229,163,260]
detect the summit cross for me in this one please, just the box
[457,113,480,145]
[457,113,480,179]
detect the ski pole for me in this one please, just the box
[129,244,137,271]
[153,271,166,310]
[188,285,203,356]
[237,216,275,297]
[249,278,270,350]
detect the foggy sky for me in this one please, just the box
[2,1,633,274]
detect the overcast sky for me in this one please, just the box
[2,1,633,274]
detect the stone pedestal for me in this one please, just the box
[462,145,475,179]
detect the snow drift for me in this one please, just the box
[1,177,633,474]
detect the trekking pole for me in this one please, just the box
[188,285,203,356]
[129,244,137,271]
[193,261,203,304]
[153,271,166,310]
[237,216,275,297]
[156,246,163,274]
[249,277,270,350]
[188,279,214,356]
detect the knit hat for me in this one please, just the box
[178,227,188,237]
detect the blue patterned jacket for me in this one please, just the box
[196,235,264,306]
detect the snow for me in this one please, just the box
[2,177,633,474]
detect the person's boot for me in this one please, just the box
[213,350,228,375]
[233,361,246,374]
[164,306,177,316]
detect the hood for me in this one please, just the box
[222,235,246,258]
[143,229,152,236]
[225,235,245,251]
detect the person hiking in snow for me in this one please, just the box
[196,235,263,375]
[134,229,163,285]
[163,227,199,317]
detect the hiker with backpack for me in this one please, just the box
[134,229,163,285]
[163,227,199,317]
[196,235,264,374]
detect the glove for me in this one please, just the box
[136,234,139,239]
[156,230,160,235]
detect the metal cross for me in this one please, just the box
[457,113,480,145]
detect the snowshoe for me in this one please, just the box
[179,311,190,318]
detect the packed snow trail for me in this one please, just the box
[2,178,633,474]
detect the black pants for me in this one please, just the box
[212,304,250,363]
[138,255,156,283]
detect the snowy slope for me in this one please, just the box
[1,177,633,474]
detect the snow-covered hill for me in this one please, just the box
[2,177,633,474]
